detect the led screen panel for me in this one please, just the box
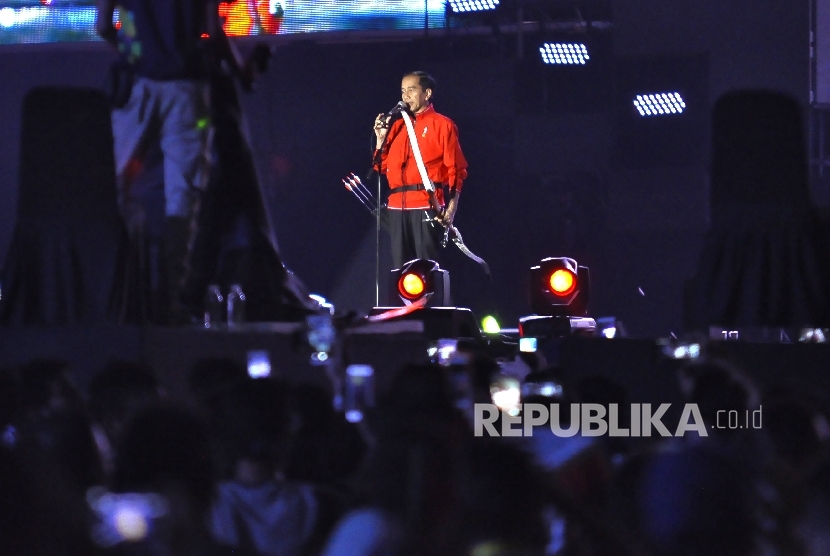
[0,0,447,45]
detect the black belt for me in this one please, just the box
[390,183,446,194]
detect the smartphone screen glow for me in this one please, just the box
[519,337,538,353]
[247,350,271,378]
[345,364,375,422]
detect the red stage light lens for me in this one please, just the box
[548,269,576,296]
[399,273,426,299]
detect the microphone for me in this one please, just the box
[384,101,407,118]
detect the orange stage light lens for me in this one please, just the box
[399,273,426,299]
[548,269,576,296]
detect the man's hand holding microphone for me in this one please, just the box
[373,101,407,149]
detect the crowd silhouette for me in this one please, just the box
[1,342,829,556]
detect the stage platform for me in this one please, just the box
[2,321,829,405]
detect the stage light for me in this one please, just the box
[375,260,483,339]
[481,315,500,334]
[530,257,590,317]
[614,55,707,168]
[633,92,686,116]
[447,0,499,13]
[548,269,576,296]
[539,43,590,65]
[399,272,425,300]
[520,257,595,338]
[388,259,450,307]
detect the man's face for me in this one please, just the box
[401,75,431,114]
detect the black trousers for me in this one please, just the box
[387,207,444,269]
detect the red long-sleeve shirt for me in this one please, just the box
[374,104,468,210]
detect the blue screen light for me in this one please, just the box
[539,43,589,65]
[448,0,499,13]
[0,1,450,45]
[633,93,686,116]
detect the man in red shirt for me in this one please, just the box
[374,71,468,269]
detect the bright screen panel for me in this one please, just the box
[0,0,448,45]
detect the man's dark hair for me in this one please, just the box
[113,404,215,514]
[406,71,437,102]
[215,378,291,469]
[87,360,160,426]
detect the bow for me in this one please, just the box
[441,223,490,277]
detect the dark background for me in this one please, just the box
[0,0,814,337]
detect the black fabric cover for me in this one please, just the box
[685,90,830,329]
[180,71,319,322]
[0,87,130,325]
